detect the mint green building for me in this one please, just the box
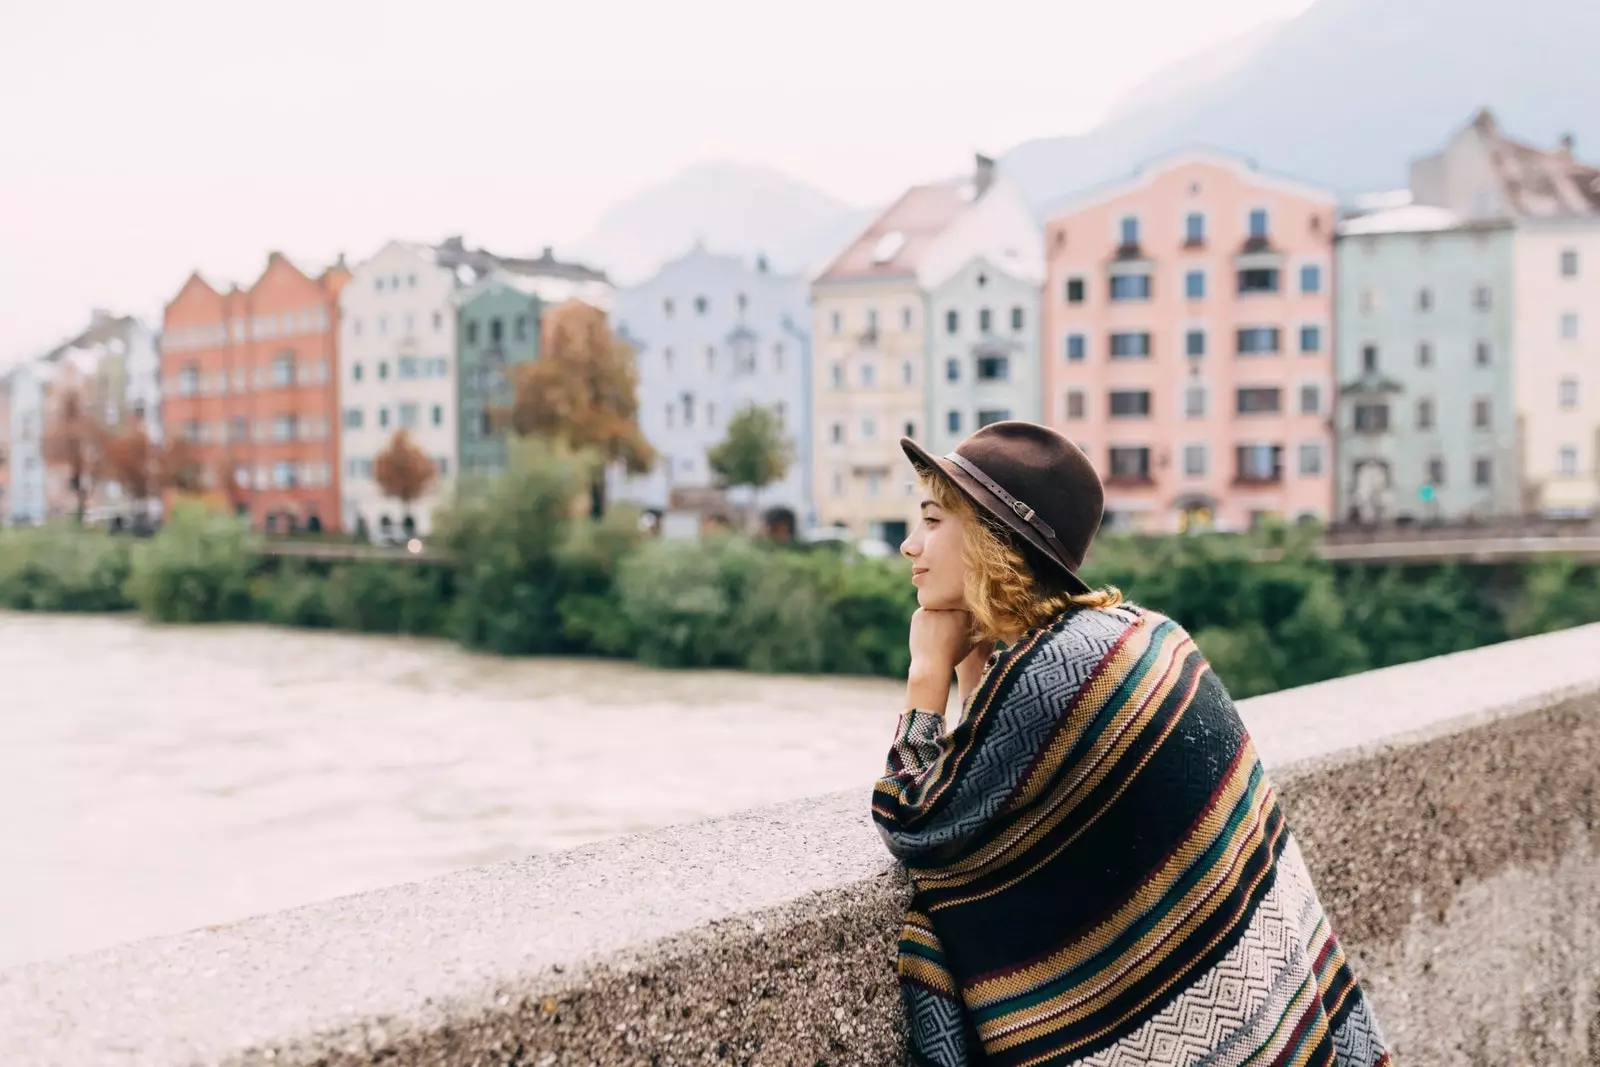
[456,275,543,478]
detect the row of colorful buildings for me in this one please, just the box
[5,108,1599,542]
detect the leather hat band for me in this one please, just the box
[944,451,1078,568]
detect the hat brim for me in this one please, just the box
[901,436,1090,596]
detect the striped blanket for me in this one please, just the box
[872,605,1391,1066]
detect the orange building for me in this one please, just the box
[161,252,349,531]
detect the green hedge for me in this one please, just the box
[4,443,1598,696]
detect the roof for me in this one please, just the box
[1041,148,1338,222]
[916,174,1045,289]
[814,181,969,284]
[432,237,610,286]
[1337,205,1467,236]
[41,311,144,365]
[1466,109,1600,218]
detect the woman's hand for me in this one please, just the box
[905,608,976,710]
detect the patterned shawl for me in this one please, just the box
[872,605,1391,1066]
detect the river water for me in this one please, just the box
[0,612,915,969]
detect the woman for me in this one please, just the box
[874,421,1390,1067]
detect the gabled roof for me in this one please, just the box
[814,181,969,284]
[1041,148,1338,222]
[1467,109,1600,218]
[917,174,1044,289]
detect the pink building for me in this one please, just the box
[1042,152,1337,533]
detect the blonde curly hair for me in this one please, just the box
[921,471,1123,641]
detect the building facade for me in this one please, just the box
[1405,109,1600,518]
[456,274,542,480]
[810,161,1002,543]
[6,363,45,525]
[338,241,462,538]
[611,246,811,524]
[918,170,1044,456]
[1042,152,1337,533]
[1334,209,1517,522]
[161,253,348,531]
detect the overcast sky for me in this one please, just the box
[0,0,1315,365]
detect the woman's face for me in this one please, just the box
[901,496,968,610]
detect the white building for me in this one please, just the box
[610,245,812,526]
[6,362,46,525]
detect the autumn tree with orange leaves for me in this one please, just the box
[100,425,158,521]
[158,438,207,495]
[373,429,435,531]
[508,300,655,516]
[41,384,107,524]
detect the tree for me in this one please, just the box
[706,403,793,530]
[41,384,106,524]
[373,429,436,531]
[101,425,157,523]
[158,438,207,495]
[508,300,655,516]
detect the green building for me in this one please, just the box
[456,275,543,478]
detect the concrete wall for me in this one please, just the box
[3,624,1598,1066]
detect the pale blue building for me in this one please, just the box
[1334,206,1519,522]
[610,246,812,528]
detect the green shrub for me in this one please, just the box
[252,563,334,629]
[321,560,451,636]
[127,504,254,623]
[0,526,133,612]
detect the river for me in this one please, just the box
[0,612,915,969]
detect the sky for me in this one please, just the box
[0,0,1316,366]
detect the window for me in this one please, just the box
[343,408,363,430]
[1561,312,1579,340]
[1236,387,1281,415]
[942,357,960,383]
[831,472,843,497]
[861,363,875,387]
[901,360,914,385]
[431,404,443,426]
[977,307,992,334]
[1427,457,1446,486]
[1066,333,1087,361]
[230,416,248,443]
[1473,398,1492,428]
[861,417,876,440]
[178,364,199,397]
[830,422,843,445]
[737,293,748,314]
[1417,342,1434,368]
[464,320,479,346]
[1238,268,1280,294]
[1300,264,1322,294]
[1475,458,1493,487]
[1237,327,1281,355]
[694,296,708,315]
[1185,270,1205,300]
[866,308,879,334]
[1065,391,1085,420]
[1109,446,1151,481]
[375,277,385,292]
[945,309,959,335]
[273,462,295,489]
[1010,306,1024,331]
[1236,444,1282,482]
[773,343,785,372]
[977,408,1010,428]
[1298,443,1323,477]
[433,311,443,332]
[1561,249,1579,277]
[1109,390,1151,418]
[830,311,841,335]
[1475,341,1491,367]
[271,414,296,442]
[1299,325,1321,354]
[1473,285,1492,310]
[1110,274,1152,301]
[1110,332,1151,358]
[398,356,420,380]
[1183,444,1207,477]
[1560,377,1579,410]
[903,420,916,439]
[976,355,1009,381]
[1065,278,1086,304]
[403,313,415,335]
[1300,384,1322,415]
[1248,209,1269,240]
[395,403,418,430]
[705,346,716,373]
[947,410,961,434]
[830,364,843,388]
[488,318,503,344]
[1184,213,1205,245]
[271,353,295,387]
[1353,403,1389,432]
[1416,398,1435,430]
[902,306,913,330]
[1184,384,1207,418]
[1417,287,1434,311]
[1185,330,1206,357]
[1361,345,1378,373]
[1559,447,1578,476]
[1119,216,1139,247]
[682,393,695,426]
[1360,289,1377,314]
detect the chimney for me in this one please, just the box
[540,245,554,260]
[974,153,996,197]
[756,253,769,274]
[1559,132,1575,157]
[89,308,112,328]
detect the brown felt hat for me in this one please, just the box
[901,421,1104,595]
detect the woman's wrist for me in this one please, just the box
[905,661,953,712]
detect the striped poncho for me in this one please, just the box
[872,604,1391,1066]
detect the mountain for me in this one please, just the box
[1003,0,1600,207]
[573,161,869,284]
[1099,20,1286,127]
